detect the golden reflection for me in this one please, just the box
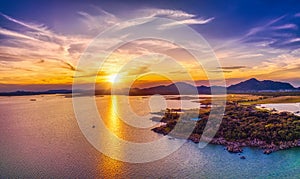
[96,95,125,174]
[104,95,123,136]
[97,95,162,143]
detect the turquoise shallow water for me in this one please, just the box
[0,95,299,178]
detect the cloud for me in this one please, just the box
[77,8,119,34]
[295,13,300,17]
[0,13,48,32]
[257,65,300,80]
[209,70,232,73]
[0,63,34,72]
[126,66,151,76]
[244,15,286,37]
[218,66,246,70]
[0,27,37,41]
[1,6,299,88]
[169,70,187,74]
[59,60,76,71]
[0,13,67,45]
[271,24,298,30]
[288,38,300,43]
[137,8,214,28]
[239,14,300,50]
[161,17,214,28]
[140,8,197,19]
[0,13,93,85]
[68,43,87,54]
[78,8,214,32]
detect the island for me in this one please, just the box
[151,95,300,154]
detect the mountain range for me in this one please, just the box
[128,78,300,95]
[0,78,299,96]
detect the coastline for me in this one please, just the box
[151,102,300,155]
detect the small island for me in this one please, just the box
[152,95,300,154]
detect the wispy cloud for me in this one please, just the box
[77,9,119,34]
[0,27,37,41]
[288,38,300,43]
[140,8,197,19]
[218,66,246,70]
[295,13,300,17]
[0,12,49,33]
[138,8,214,28]
[1,5,300,89]
[271,23,298,30]
[244,15,286,37]
[161,17,214,28]
[126,65,151,76]
[0,13,92,84]
[209,70,232,73]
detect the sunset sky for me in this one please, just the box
[1,0,300,91]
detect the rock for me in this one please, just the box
[240,156,246,159]
[151,127,169,135]
[263,149,272,154]
[188,134,201,143]
[226,144,243,153]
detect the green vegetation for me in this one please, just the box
[240,96,300,105]
[152,103,300,154]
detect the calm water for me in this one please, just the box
[0,95,299,178]
[261,103,300,116]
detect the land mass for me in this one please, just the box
[129,78,300,95]
[151,98,300,154]
[1,78,299,96]
[0,89,72,96]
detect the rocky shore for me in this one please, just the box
[152,103,300,154]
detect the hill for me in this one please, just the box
[227,78,296,92]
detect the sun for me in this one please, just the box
[107,74,118,83]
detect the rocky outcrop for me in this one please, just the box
[226,144,243,153]
[151,104,300,154]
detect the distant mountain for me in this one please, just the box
[0,89,72,96]
[227,78,296,92]
[129,82,227,95]
[129,82,199,95]
[130,78,298,95]
[197,85,226,94]
[1,78,299,96]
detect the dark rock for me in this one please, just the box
[226,144,243,153]
[188,134,201,143]
[263,149,273,154]
[240,156,246,159]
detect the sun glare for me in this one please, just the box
[108,74,118,83]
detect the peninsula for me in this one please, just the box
[152,98,300,154]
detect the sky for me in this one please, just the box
[0,0,300,91]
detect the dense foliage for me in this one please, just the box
[152,103,300,153]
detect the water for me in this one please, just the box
[0,95,299,178]
[260,103,300,116]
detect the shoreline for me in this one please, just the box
[151,103,300,155]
